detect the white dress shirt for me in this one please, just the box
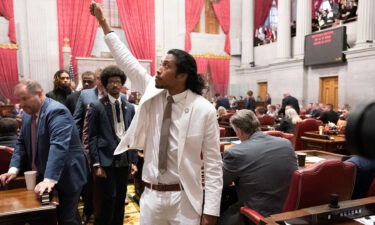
[108,94,126,140]
[143,90,188,185]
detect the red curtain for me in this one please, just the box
[208,58,229,96]
[185,0,205,53]
[0,0,16,43]
[117,0,156,74]
[0,48,18,103]
[57,0,101,74]
[312,0,323,18]
[194,57,209,74]
[212,0,230,54]
[254,0,273,33]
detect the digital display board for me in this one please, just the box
[304,26,347,66]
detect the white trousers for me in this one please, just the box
[140,187,201,225]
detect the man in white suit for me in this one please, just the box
[90,2,222,225]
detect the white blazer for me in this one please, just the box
[105,33,223,216]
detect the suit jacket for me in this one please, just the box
[319,110,339,124]
[9,98,87,193]
[216,97,230,110]
[73,88,99,136]
[246,97,256,112]
[223,131,297,217]
[280,95,300,115]
[105,32,223,217]
[88,95,136,167]
[65,90,81,114]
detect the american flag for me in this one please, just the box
[68,62,76,78]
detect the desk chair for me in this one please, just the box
[240,159,356,224]
[293,118,322,150]
[0,145,14,174]
[265,131,294,144]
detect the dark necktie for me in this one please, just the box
[30,115,37,171]
[158,96,174,174]
[115,100,121,123]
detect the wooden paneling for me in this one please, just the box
[320,77,338,110]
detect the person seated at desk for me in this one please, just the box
[346,155,375,199]
[218,109,297,225]
[319,104,339,124]
[255,106,275,126]
[276,108,301,134]
[0,117,18,149]
[217,106,228,120]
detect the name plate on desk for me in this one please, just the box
[262,197,375,225]
[279,202,375,224]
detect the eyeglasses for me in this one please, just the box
[108,80,122,85]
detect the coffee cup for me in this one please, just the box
[24,171,37,190]
[297,153,307,167]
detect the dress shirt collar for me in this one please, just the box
[167,90,188,104]
[108,94,122,105]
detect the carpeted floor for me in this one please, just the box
[78,184,140,225]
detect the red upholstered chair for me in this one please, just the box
[219,127,226,138]
[257,115,275,126]
[240,159,356,224]
[293,118,322,150]
[367,178,375,197]
[0,146,14,174]
[265,131,294,144]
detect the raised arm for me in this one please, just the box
[89,1,151,94]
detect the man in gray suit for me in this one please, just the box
[219,110,297,225]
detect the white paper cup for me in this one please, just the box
[24,171,37,190]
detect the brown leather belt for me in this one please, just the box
[144,182,182,192]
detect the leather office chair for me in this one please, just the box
[293,118,322,150]
[367,178,375,197]
[219,127,226,138]
[265,130,294,144]
[240,159,356,224]
[0,145,14,174]
[258,114,275,126]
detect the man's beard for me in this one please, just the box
[57,85,72,94]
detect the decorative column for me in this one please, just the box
[355,0,375,48]
[277,0,292,60]
[295,0,311,58]
[241,0,254,67]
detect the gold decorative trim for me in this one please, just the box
[192,53,231,59]
[0,44,18,49]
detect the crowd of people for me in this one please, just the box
[255,0,359,46]
[314,0,358,29]
[0,1,372,225]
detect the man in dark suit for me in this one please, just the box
[0,80,87,225]
[66,71,96,114]
[74,69,106,137]
[88,65,137,225]
[245,90,256,112]
[280,92,300,115]
[215,93,230,110]
[73,69,106,223]
[319,104,339,124]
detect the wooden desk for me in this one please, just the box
[301,131,346,154]
[296,150,346,169]
[261,196,375,225]
[0,188,57,225]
